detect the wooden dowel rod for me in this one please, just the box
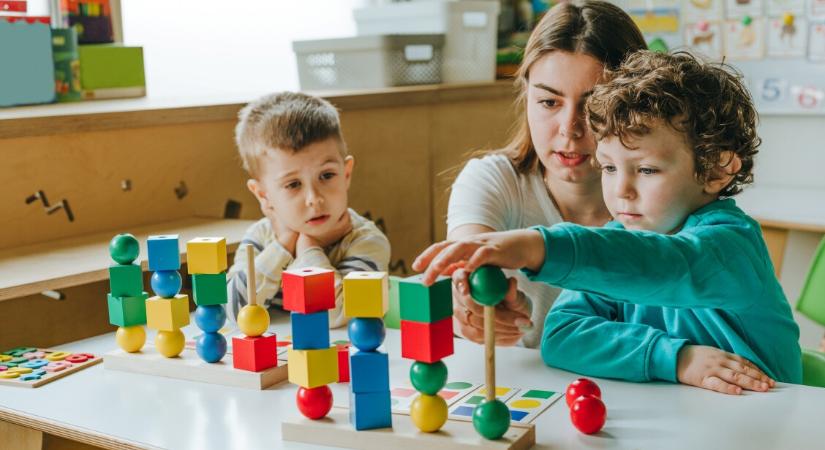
[246,244,256,306]
[485,304,495,402]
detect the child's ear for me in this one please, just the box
[703,151,742,195]
[343,155,355,189]
[247,178,273,211]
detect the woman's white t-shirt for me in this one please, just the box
[447,154,564,348]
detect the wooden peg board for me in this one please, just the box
[0,347,101,388]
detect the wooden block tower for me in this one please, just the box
[107,233,148,353]
[343,271,391,430]
[146,235,189,358]
[225,242,279,372]
[398,274,453,432]
[188,237,229,363]
[284,267,338,420]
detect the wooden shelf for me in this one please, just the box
[0,217,255,302]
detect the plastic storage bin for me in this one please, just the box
[293,34,444,90]
[353,0,500,83]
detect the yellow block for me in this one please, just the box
[146,295,190,331]
[343,271,388,318]
[287,347,338,388]
[186,237,227,274]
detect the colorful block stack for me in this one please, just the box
[399,274,454,432]
[187,237,229,363]
[146,235,189,358]
[107,233,148,353]
[284,267,338,420]
[230,242,278,372]
[343,271,391,430]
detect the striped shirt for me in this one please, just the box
[226,208,390,328]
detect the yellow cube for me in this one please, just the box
[343,271,389,318]
[288,347,338,388]
[146,295,190,331]
[186,237,227,274]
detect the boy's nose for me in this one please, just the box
[305,187,325,207]
[616,177,636,200]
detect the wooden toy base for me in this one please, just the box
[282,407,536,450]
[104,346,287,390]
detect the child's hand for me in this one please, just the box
[412,229,546,286]
[268,211,298,256]
[676,345,776,395]
[296,233,322,255]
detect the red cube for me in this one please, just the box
[232,334,278,372]
[400,317,454,363]
[337,343,351,383]
[282,267,335,313]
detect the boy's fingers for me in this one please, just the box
[703,376,742,395]
[723,360,772,386]
[718,368,769,392]
[727,355,775,385]
[412,241,453,273]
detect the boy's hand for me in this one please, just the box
[296,233,322,255]
[451,268,532,346]
[412,229,546,286]
[676,345,776,395]
[268,210,298,256]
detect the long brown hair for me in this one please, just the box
[502,0,646,174]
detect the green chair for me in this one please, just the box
[797,237,825,387]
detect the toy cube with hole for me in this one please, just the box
[287,347,338,388]
[192,272,228,306]
[107,292,148,327]
[108,263,143,297]
[147,234,180,271]
[400,316,454,363]
[186,237,227,274]
[291,311,330,350]
[232,334,278,372]
[399,274,452,323]
[343,271,388,318]
[145,294,190,331]
[282,267,335,313]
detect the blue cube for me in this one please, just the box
[350,351,389,393]
[148,235,180,271]
[349,390,392,430]
[290,311,330,350]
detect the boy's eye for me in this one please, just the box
[285,181,301,190]
[321,171,336,180]
[639,167,659,175]
[601,164,616,173]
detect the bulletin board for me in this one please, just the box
[615,0,825,115]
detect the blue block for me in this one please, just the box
[291,311,330,350]
[147,235,180,271]
[150,270,182,297]
[350,351,389,393]
[349,390,392,430]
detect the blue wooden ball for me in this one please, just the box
[151,270,181,297]
[347,317,385,352]
[195,305,227,333]
[196,332,227,363]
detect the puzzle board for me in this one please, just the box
[0,347,101,388]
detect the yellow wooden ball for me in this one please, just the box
[237,304,270,337]
[410,393,448,432]
[155,329,185,357]
[116,325,146,353]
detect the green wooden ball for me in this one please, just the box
[472,398,511,440]
[109,233,140,264]
[469,265,507,306]
[410,361,448,395]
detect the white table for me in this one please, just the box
[1,316,824,450]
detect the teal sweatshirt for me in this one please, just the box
[528,199,802,384]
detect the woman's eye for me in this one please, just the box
[601,165,616,173]
[285,181,301,190]
[539,99,558,108]
[639,167,658,175]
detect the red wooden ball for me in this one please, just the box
[570,394,607,435]
[565,377,601,407]
[296,385,333,420]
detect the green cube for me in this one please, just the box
[385,275,402,329]
[399,275,453,323]
[107,292,148,327]
[109,263,144,297]
[192,273,228,306]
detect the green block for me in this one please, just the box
[192,273,228,306]
[107,292,148,327]
[399,274,452,323]
[78,44,145,89]
[385,276,402,329]
[108,263,144,297]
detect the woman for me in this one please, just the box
[430,0,646,347]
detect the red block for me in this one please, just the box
[400,317,454,363]
[232,334,278,372]
[282,267,335,314]
[337,343,351,383]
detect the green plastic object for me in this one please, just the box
[192,273,228,306]
[802,348,825,388]
[742,16,753,26]
[385,276,402,329]
[109,233,140,265]
[797,237,825,327]
[108,263,144,297]
[472,398,511,439]
[107,292,148,327]
[399,274,452,323]
[410,361,448,395]
[469,266,507,307]
[648,37,669,54]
